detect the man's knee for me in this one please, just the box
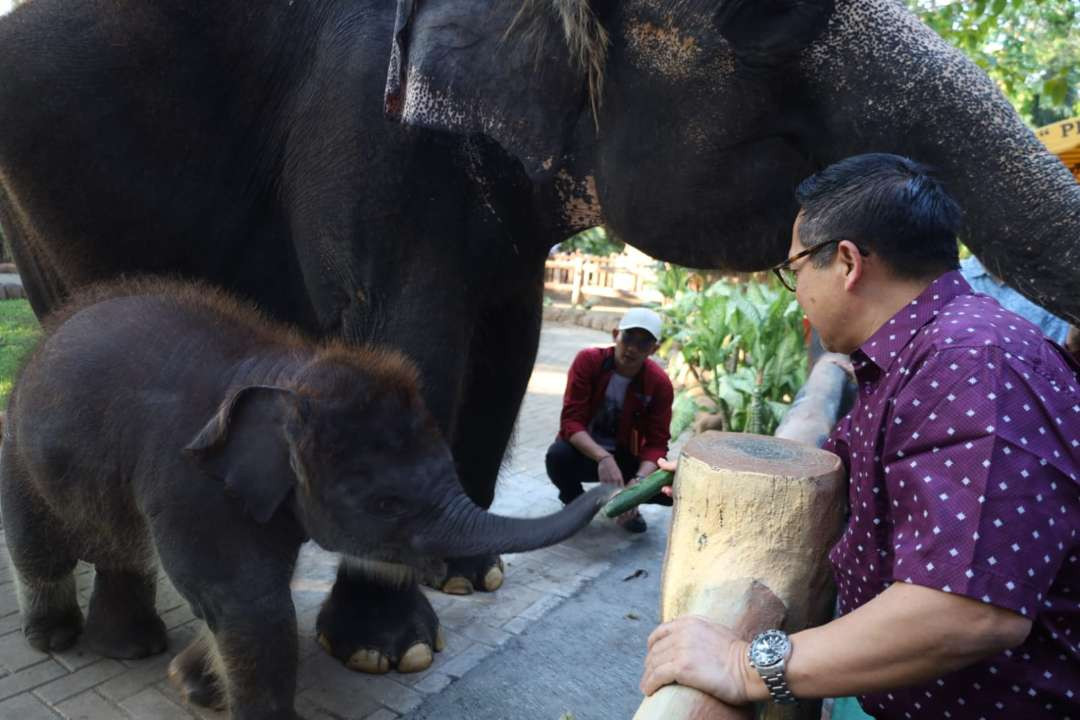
[545,439,582,477]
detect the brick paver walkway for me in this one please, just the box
[0,322,669,719]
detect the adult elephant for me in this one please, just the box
[0,0,578,677]
[388,0,1080,322]
[0,0,1077,684]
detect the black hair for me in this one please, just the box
[794,153,962,279]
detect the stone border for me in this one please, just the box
[542,306,621,333]
[0,283,25,300]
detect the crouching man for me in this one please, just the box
[545,308,674,533]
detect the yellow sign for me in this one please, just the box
[1035,116,1080,182]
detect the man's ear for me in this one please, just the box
[837,240,864,292]
[716,0,834,67]
[184,386,306,524]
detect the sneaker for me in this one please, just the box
[617,514,647,534]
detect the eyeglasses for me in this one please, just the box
[771,239,867,292]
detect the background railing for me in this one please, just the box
[544,251,663,306]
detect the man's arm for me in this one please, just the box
[567,430,612,463]
[633,459,658,479]
[641,581,1031,704]
[568,431,624,487]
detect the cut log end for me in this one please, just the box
[681,431,841,479]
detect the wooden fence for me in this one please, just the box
[544,252,663,305]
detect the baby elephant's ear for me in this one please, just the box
[184,386,305,524]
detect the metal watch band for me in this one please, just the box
[760,668,798,705]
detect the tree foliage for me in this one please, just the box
[656,271,807,437]
[908,0,1080,125]
[558,226,624,256]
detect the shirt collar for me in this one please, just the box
[960,256,989,279]
[852,270,972,377]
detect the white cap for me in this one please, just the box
[617,308,662,340]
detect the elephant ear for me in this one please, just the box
[184,386,306,524]
[715,0,835,66]
[384,0,597,179]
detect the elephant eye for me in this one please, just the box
[371,496,407,517]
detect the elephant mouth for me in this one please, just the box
[345,547,447,585]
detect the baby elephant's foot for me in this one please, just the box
[24,607,83,653]
[168,631,226,710]
[83,571,167,659]
[425,555,505,595]
[317,573,443,674]
[18,574,84,652]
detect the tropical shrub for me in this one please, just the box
[654,267,807,437]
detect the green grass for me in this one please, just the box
[0,299,41,407]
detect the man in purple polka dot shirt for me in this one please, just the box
[641,154,1079,719]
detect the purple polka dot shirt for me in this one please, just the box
[824,271,1080,719]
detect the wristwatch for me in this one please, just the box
[747,629,797,704]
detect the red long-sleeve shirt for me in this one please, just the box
[557,346,673,463]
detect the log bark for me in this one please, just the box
[634,432,846,720]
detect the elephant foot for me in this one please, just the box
[18,574,83,652]
[84,613,167,660]
[316,564,444,674]
[167,629,226,710]
[83,571,167,659]
[424,555,504,595]
[23,607,83,653]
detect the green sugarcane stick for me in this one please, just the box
[602,469,674,517]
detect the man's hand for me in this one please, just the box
[597,454,625,487]
[656,456,677,498]
[640,615,756,705]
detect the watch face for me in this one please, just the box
[749,629,791,668]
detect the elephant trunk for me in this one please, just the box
[412,485,615,558]
[815,0,1080,324]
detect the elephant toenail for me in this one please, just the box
[441,576,474,595]
[347,648,390,674]
[435,627,446,652]
[397,643,434,673]
[317,633,332,654]
[482,565,505,592]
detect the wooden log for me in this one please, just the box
[774,353,853,448]
[634,432,846,720]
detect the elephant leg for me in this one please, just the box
[167,625,227,711]
[316,559,444,674]
[150,509,300,717]
[429,281,545,596]
[1,457,83,652]
[204,611,299,720]
[83,566,167,660]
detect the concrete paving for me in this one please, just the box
[0,322,673,719]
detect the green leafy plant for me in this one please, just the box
[908,0,1079,125]
[0,299,41,406]
[657,275,807,437]
[558,226,624,256]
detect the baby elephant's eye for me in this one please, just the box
[371,496,407,516]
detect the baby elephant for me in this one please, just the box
[0,279,610,720]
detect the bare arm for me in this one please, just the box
[634,459,658,478]
[769,582,1031,700]
[568,430,611,462]
[642,582,1032,704]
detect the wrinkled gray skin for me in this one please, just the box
[390,0,1080,322]
[0,280,610,720]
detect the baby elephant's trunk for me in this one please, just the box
[412,486,615,558]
